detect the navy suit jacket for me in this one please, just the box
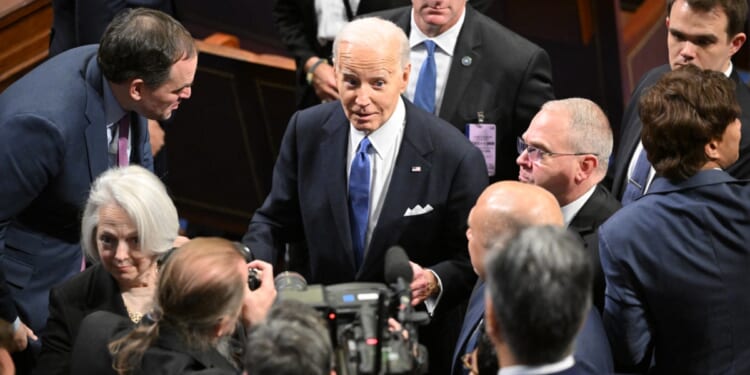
[243,99,487,309]
[0,45,152,333]
[451,283,612,375]
[599,169,750,373]
[49,0,174,57]
[371,5,554,182]
[606,64,750,199]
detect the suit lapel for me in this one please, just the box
[452,281,485,372]
[439,7,481,123]
[83,56,110,179]
[322,110,357,269]
[360,101,433,274]
[569,185,605,236]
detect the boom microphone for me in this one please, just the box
[385,246,412,285]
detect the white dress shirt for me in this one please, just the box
[103,80,131,166]
[405,9,466,114]
[315,0,361,44]
[561,185,597,228]
[498,355,575,375]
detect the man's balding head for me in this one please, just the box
[467,181,563,279]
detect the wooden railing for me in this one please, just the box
[0,0,52,92]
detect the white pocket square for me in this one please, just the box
[403,204,434,217]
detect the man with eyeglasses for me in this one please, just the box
[516,98,620,314]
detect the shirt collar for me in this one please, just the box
[499,355,575,375]
[561,185,597,228]
[103,80,128,126]
[349,97,406,160]
[723,61,733,78]
[408,7,466,56]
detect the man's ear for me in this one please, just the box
[129,78,145,101]
[705,138,720,160]
[729,32,747,56]
[575,154,599,183]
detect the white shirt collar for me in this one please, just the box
[561,185,597,228]
[499,355,575,375]
[724,61,733,78]
[408,7,466,56]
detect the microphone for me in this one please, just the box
[385,245,413,285]
[385,246,413,322]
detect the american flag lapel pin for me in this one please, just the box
[411,166,422,173]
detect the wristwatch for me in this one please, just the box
[306,58,328,84]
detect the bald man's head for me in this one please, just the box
[467,181,563,279]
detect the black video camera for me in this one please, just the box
[274,246,429,375]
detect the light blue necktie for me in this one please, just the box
[621,148,651,205]
[349,137,371,269]
[414,40,437,113]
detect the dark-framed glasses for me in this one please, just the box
[516,137,598,164]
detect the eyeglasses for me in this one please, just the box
[516,137,598,164]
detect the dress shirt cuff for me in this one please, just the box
[423,269,444,316]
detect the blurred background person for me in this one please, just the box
[372,0,554,183]
[600,65,750,374]
[105,237,275,374]
[33,165,182,375]
[485,226,595,375]
[244,299,333,375]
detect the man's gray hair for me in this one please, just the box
[543,98,613,173]
[333,17,410,70]
[485,225,592,365]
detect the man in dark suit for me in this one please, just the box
[273,0,411,109]
[242,17,488,373]
[607,0,750,201]
[370,0,554,182]
[0,8,195,370]
[454,181,611,375]
[485,226,598,375]
[48,0,174,58]
[600,65,750,373]
[516,98,620,312]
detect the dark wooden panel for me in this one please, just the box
[0,0,51,93]
[166,42,296,236]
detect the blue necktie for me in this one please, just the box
[414,40,437,113]
[621,148,651,205]
[349,137,371,269]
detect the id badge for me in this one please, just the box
[465,123,496,177]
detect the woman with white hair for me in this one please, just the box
[33,165,183,375]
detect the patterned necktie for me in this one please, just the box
[621,148,650,205]
[414,40,437,113]
[349,137,372,269]
[117,115,130,167]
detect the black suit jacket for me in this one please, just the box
[607,64,750,199]
[243,99,487,308]
[568,184,620,313]
[70,311,238,375]
[371,5,554,182]
[32,264,128,375]
[272,0,411,108]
